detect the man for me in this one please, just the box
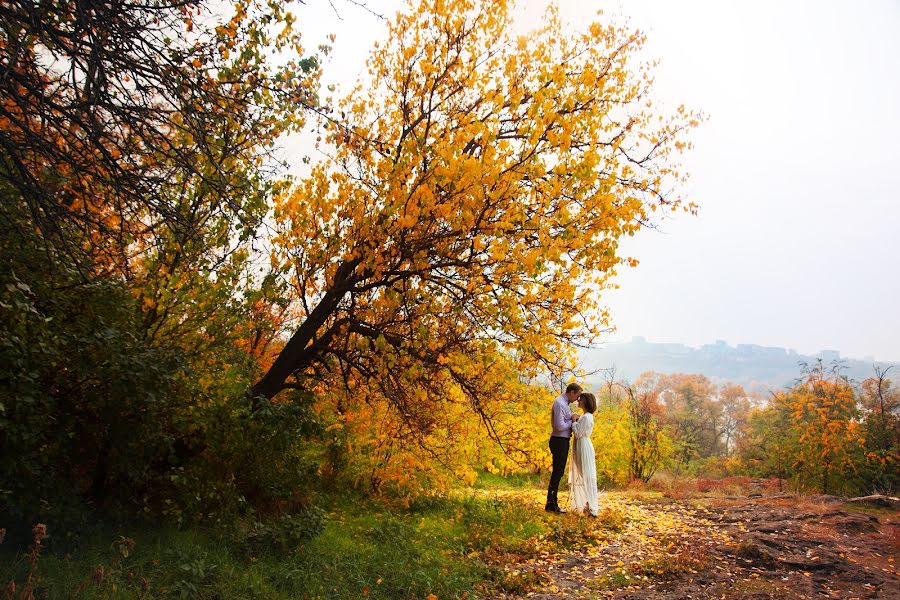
[546,382,582,512]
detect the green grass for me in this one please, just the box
[1,473,640,599]
[473,470,543,490]
[0,487,560,599]
[840,500,899,518]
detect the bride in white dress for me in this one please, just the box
[569,392,598,517]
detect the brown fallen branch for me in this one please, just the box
[846,494,900,509]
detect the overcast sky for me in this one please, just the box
[291,0,900,362]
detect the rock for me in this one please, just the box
[727,541,776,566]
[763,493,797,500]
[831,515,880,534]
[778,554,838,573]
[794,513,820,521]
[806,494,844,504]
[749,523,783,534]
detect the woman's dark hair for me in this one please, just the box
[579,392,597,414]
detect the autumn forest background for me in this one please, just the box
[1,0,897,598]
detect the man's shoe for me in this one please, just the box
[545,505,567,513]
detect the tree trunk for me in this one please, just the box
[248,260,358,404]
[89,435,111,504]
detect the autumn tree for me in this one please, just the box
[0,0,318,273]
[858,367,899,492]
[321,358,548,496]
[0,0,324,520]
[0,0,329,370]
[643,373,721,466]
[718,383,752,457]
[738,394,794,484]
[622,381,667,482]
[784,361,863,494]
[254,0,699,463]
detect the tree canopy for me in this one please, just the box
[253,0,700,437]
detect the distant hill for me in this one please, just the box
[581,337,899,391]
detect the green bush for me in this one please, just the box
[238,507,326,556]
[0,211,322,536]
[0,251,183,542]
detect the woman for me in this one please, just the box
[568,392,598,516]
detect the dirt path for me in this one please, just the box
[497,492,899,599]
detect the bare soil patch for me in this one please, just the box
[497,492,899,599]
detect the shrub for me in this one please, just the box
[0,224,322,533]
[237,507,325,556]
[0,258,183,539]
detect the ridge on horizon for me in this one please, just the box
[598,335,899,365]
[582,336,899,389]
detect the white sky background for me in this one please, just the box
[287,0,900,361]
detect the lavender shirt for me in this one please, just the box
[550,393,573,438]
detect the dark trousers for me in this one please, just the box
[546,435,570,508]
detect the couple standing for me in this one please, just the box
[545,383,599,516]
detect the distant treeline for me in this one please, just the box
[581,364,899,496]
[584,338,899,390]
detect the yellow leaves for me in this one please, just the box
[432,202,453,220]
[455,466,478,486]
[216,24,238,39]
[488,243,507,262]
[779,364,865,491]
[396,213,418,229]
[261,0,699,494]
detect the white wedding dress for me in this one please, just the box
[568,412,598,516]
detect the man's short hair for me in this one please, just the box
[565,383,583,395]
